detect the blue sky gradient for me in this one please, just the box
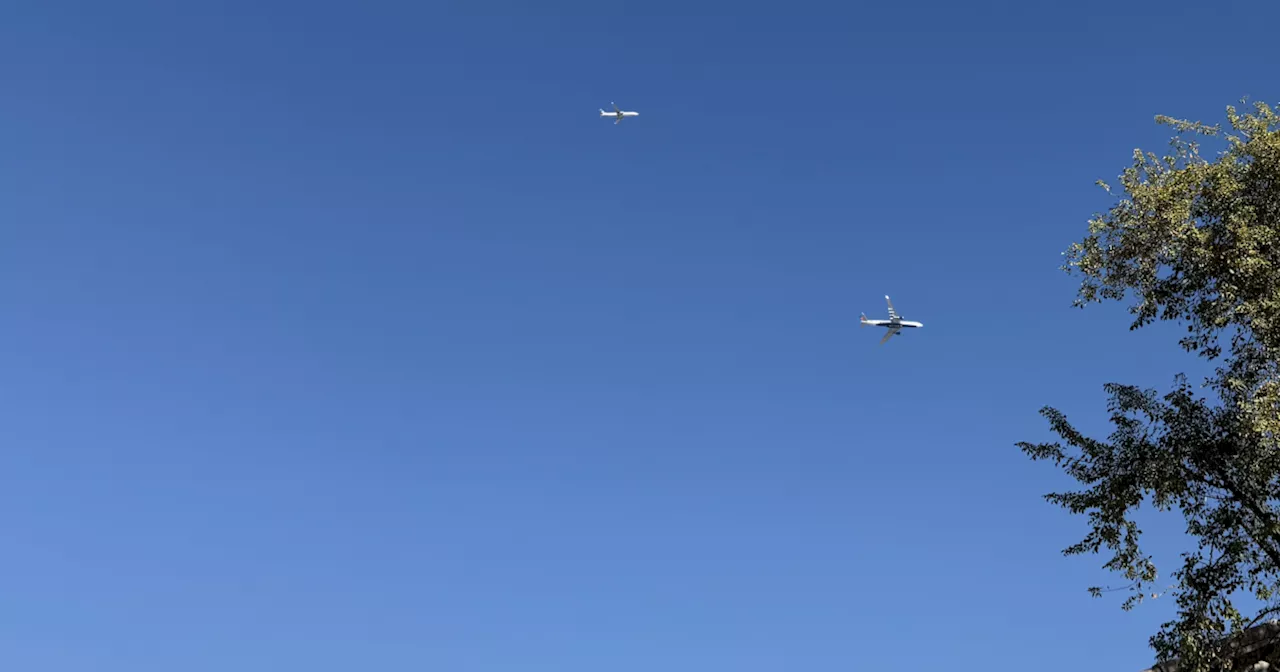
[3,1,1279,670]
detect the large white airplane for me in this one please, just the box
[600,102,639,124]
[861,295,923,344]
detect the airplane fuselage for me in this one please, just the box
[863,319,923,329]
[602,110,639,119]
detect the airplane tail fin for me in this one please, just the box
[860,313,867,327]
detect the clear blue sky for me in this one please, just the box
[3,1,1278,669]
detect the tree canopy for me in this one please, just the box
[1019,101,1280,672]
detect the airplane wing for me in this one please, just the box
[613,103,621,113]
[879,326,900,345]
[885,295,899,321]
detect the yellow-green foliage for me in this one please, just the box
[1021,102,1280,672]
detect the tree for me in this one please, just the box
[1018,101,1280,672]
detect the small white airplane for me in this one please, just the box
[600,102,639,124]
[861,295,924,345]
